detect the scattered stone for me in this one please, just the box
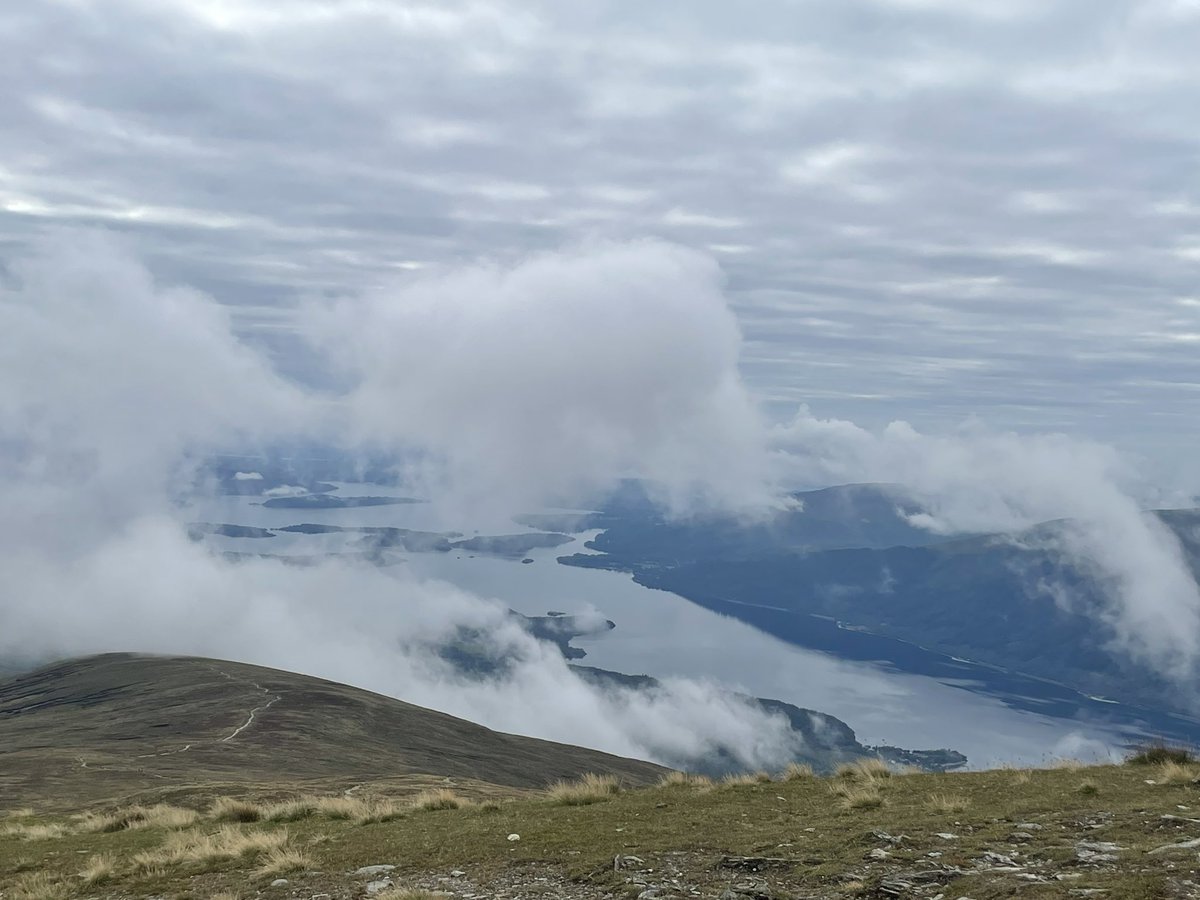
[1075,840,1122,864]
[866,848,891,860]
[870,829,907,845]
[935,832,958,840]
[976,851,1019,868]
[1016,823,1043,831]
[1161,814,1200,825]
[718,855,803,872]
[1147,837,1200,856]
[270,879,288,887]
[355,866,396,876]
[1008,831,1035,842]
[450,869,466,877]
[507,833,521,841]
[365,879,393,894]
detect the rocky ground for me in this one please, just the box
[3,760,1199,899]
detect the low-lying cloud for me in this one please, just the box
[2,230,1199,771]
[774,409,1200,684]
[303,239,775,516]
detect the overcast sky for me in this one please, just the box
[4,0,1200,469]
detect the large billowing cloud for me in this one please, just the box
[305,239,773,514]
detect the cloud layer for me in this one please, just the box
[3,0,1200,471]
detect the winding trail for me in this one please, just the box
[68,664,283,785]
[205,665,284,744]
[221,693,281,742]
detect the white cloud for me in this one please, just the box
[773,410,1200,683]
[302,239,776,515]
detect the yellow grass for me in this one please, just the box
[925,793,970,814]
[836,758,892,781]
[209,798,263,822]
[2,822,68,840]
[546,773,622,806]
[1156,761,1200,785]
[261,799,317,822]
[720,772,761,787]
[254,846,314,876]
[781,762,815,781]
[354,799,408,825]
[838,784,885,810]
[9,871,61,900]
[79,803,198,832]
[658,771,715,788]
[133,826,289,871]
[263,795,410,823]
[1051,757,1089,771]
[3,807,35,819]
[411,789,469,811]
[80,854,117,885]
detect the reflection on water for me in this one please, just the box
[183,487,1137,768]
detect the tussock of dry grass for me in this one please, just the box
[209,797,263,823]
[78,803,198,833]
[3,807,35,819]
[254,846,314,876]
[209,893,240,900]
[1077,779,1099,796]
[262,794,413,825]
[1050,757,1091,771]
[376,890,452,900]
[925,792,970,813]
[354,800,408,825]
[836,758,892,781]
[2,822,68,841]
[781,762,815,781]
[545,774,621,806]
[411,789,468,811]
[659,771,715,788]
[261,799,317,822]
[1007,767,1033,785]
[1155,761,1200,785]
[80,854,116,885]
[836,784,885,810]
[1126,743,1195,766]
[9,871,60,900]
[306,797,365,820]
[133,826,289,871]
[720,772,762,787]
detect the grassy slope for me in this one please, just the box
[3,761,1200,899]
[0,654,666,809]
